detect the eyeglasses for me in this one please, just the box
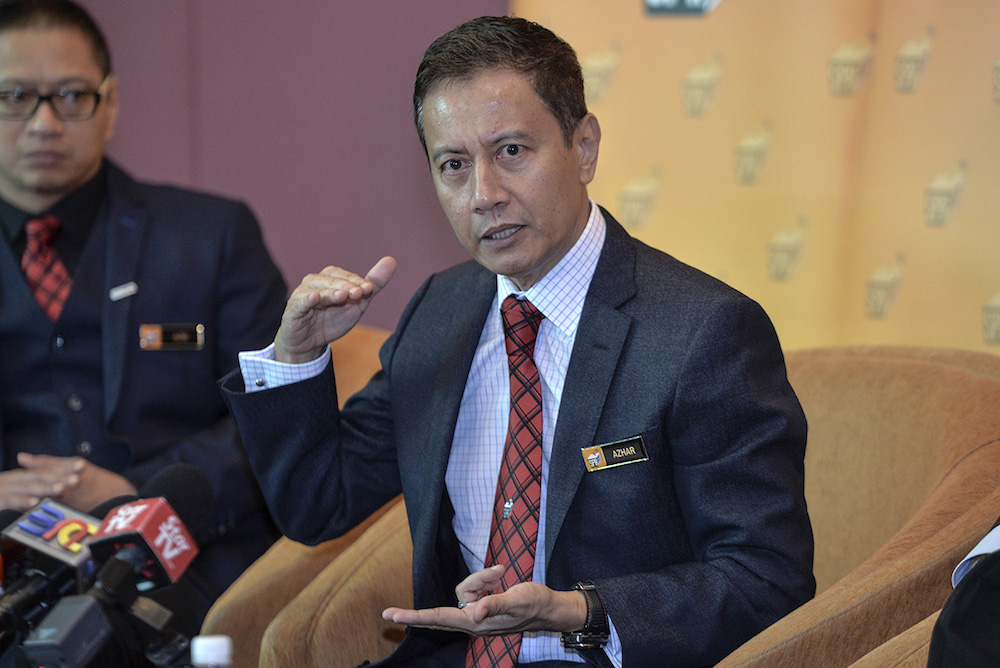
[0,75,111,121]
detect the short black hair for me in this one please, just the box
[413,16,587,152]
[0,0,111,76]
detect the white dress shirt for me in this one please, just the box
[952,525,1000,587]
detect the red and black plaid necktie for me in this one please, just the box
[466,296,545,668]
[21,215,72,322]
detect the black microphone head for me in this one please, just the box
[0,509,22,531]
[89,495,140,521]
[138,464,214,543]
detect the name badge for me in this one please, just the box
[581,435,649,472]
[139,324,205,351]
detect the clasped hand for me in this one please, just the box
[0,452,137,512]
[382,564,587,637]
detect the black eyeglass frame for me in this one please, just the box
[0,75,112,122]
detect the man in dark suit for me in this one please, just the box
[927,518,1000,666]
[0,0,286,608]
[222,16,813,667]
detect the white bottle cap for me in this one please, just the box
[191,634,233,665]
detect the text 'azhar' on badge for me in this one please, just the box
[581,435,649,472]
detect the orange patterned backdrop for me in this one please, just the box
[512,0,1000,352]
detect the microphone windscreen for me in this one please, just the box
[0,510,15,588]
[138,464,214,540]
[0,509,24,586]
[0,509,22,531]
[89,495,140,521]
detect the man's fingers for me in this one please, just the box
[0,469,75,510]
[382,598,519,636]
[289,258,396,315]
[17,453,84,473]
[275,259,396,363]
[366,256,397,292]
[312,256,396,302]
[382,605,470,630]
[0,494,42,512]
[295,267,371,299]
[469,592,508,623]
[456,564,505,601]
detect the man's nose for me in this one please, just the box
[27,98,64,133]
[472,161,508,212]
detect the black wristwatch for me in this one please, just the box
[561,581,610,650]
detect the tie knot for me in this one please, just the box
[501,295,544,358]
[24,215,59,246]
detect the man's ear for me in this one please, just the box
[575,114,601,185]
[102,75,119,143]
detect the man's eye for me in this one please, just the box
[60,89,86,102]
[0,88,29,100]
[501,145,521,157]
[443,159,463,172]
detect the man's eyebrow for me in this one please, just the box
[0,76,96,88]
[430,145,464,164]
[487,130,533,146]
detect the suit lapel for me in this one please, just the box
[406,265,495,599]
[544,213,636,568]
[421,268,495,491]
[101,165,147,423]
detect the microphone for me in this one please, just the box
[0,509,22,533]
[0,509,22,593]
[21,545,172,668]
[21,464,215,667]
[86,465,208,589]
[0,500,100,635]
[87,497,198,587]
[139,463,213,546]
[88,494,142,523]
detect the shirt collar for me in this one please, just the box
[0,163,107,245]
[496,199,606,339]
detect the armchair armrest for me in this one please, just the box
[202,495,405,667]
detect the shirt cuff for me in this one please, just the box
[605,615,623,667]
[238,343,332,393]
[952,525,1000,587]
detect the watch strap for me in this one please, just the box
[561,581,610,650]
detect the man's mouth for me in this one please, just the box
[484,225,522,241]
[23,151,66,166]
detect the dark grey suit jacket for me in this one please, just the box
[223,211,814,667]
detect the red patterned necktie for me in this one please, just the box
[467,296,545,668]
[21,215,72,322]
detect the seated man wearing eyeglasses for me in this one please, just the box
[0,0,286,624]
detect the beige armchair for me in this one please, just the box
[204,343,1000,668]
[717,346,1000,667]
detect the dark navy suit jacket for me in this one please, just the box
[223,211,814,667]
[0,161,287,601]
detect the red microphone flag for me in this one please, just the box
[88,497,198,586]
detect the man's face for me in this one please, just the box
[0,27,117,213]
[422,68,599,291]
